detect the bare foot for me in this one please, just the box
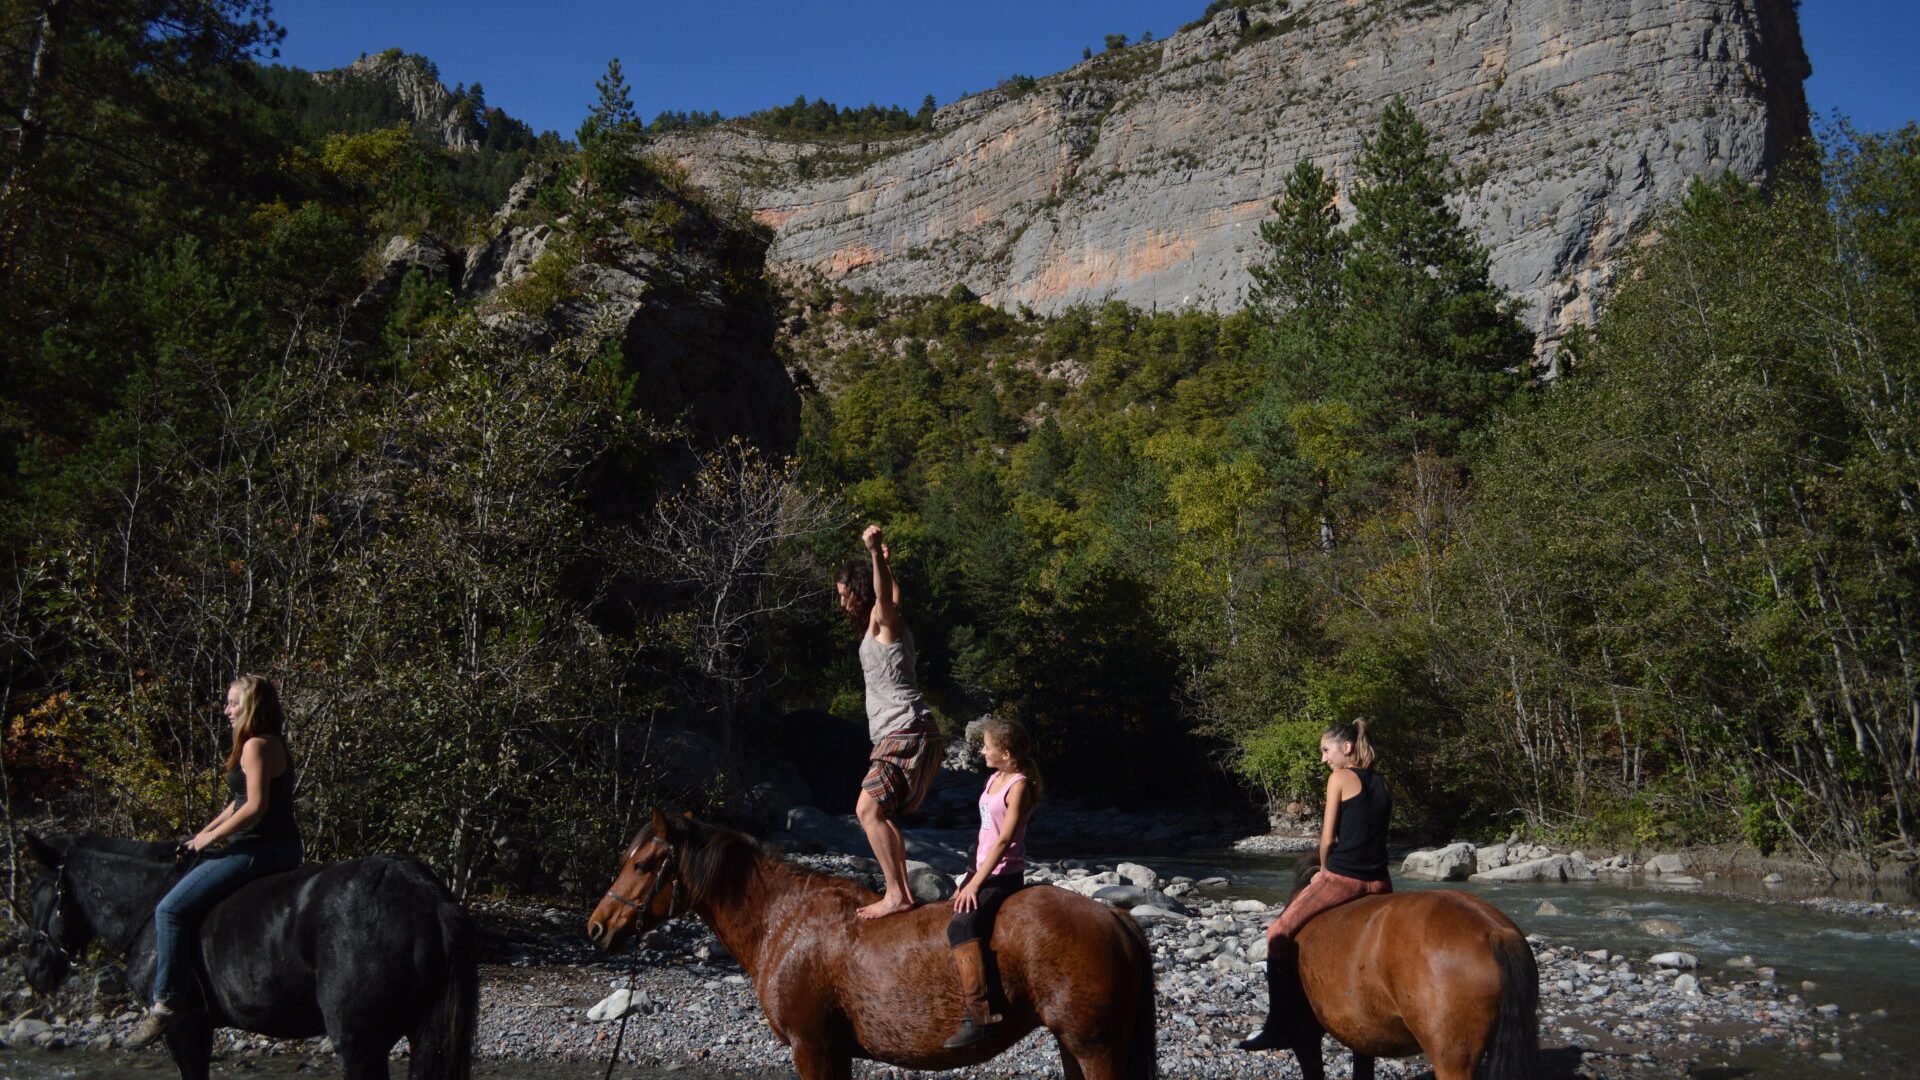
[855,894,918,920]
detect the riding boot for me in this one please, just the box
[941,939,1003,1049]
[1238,937,1305,1052]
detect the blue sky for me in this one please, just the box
[264,1,1916,137]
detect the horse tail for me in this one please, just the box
[410,900,478,1080]
[1481,928,1538,1080]
[1115,910,1158,1079]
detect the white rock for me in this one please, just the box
[1650,952,1699,969]
[1127,904,1188,925]
[1645,853,1692,875]
[1471,854,1595,883]
[1116,862,1160,889]
[1672,974,1699,995]
[1402,842,1477,881]
[587,987,648,1021]
[1229,899,1268,913]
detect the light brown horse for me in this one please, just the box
[586,810,1157,1079]
[1268,856,1538,1080]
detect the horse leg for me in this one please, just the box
[1351,1051,1375,1080]
[334,1034,393,1080]
[162,1010,214,1080]
[1290,1030,1326,1080]
[789,1036,850,1080]
[1062,1043,1128,1080]
[1054,1033,1087,1080]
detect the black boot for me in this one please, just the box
[1237,938,1303,1052]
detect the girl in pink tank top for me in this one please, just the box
[941,717,1042,1050]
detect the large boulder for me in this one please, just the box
[1401,842,1477,881]
[1470,855,1597,883]
[1645,853,1694,875]
[1091,884,1193,915]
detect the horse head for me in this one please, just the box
[586,808,698,952]
[19,832,90,994]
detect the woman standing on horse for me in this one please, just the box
[131,674,302,1045]
[942,716,1041,1049]
[837,524,943,920]
[1240,718,1391,1052]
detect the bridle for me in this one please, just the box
[598,835,687,1080]
[28,869,79,968]
[601,837,686,934]
[31,850,191,973]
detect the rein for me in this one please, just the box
[602,838,684,1080]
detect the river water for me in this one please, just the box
[1095,847,1920,1078]
[3,848,1915,1079]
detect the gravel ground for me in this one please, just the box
[0,850,1885,1078]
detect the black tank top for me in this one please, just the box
[1325,767,1391,882]
[226,736,300,846]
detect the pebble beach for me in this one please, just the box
[4,840,1901,1079]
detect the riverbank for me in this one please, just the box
[1,846,1887,1078]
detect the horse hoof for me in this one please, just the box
[1236,1028,1286,1052]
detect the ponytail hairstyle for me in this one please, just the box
[834,559,876,634]
[225,674,286,771]
[980,716,1044,801]
[1322,717,1377,770]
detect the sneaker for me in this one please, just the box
[127,1004,172,1047]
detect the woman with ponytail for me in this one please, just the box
[1239,718,1391,1053]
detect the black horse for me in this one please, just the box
[22,833,476,1080]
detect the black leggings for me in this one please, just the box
[947,873,1024,947]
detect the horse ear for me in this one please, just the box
[20,831,63,871]
[650,808,674,842]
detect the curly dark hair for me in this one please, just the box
[835,560,875,634]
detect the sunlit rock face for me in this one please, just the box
[660,0,1810,359]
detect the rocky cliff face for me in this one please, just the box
[659,0,1810,361]
[312,51,483,150]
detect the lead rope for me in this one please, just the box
[603,843,681,1080]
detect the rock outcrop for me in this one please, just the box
[660,0,1810,362]
[312,50,484,150]
[455,173,800,465]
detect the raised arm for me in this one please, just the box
[863,525,904,640]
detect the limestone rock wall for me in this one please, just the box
[659,0,1810,358]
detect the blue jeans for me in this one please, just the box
[152,838,300,1005]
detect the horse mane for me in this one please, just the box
[71,834,176,863]
[639,815,874,909]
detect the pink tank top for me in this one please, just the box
[975,772,1028,876]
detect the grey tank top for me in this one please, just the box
[859,627,932,742]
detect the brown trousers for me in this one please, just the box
[1267,868,1391,940]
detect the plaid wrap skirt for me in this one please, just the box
[861,718,942,816]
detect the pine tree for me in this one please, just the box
[1332,96,1529,459]
[576,58,642,206]
[1247,159,1347,320]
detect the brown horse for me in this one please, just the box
[1267,855,1538,1080]
[586,810,1157,1079]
